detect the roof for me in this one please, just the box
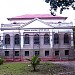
[7,14,67,20]
[1,18,73,30]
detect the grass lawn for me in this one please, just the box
[0,62,74,75]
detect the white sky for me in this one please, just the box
[0,0,75,24]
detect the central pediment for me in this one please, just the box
[20,18,53,29]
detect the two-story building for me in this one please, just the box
[0,14,74,61]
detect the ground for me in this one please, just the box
[0,61,75,75]
[52,61,75,67]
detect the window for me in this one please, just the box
[44,34,50,45]
[25,51,29,56]
[0,36,1,41]
[54,33,59,44]
[45,51,49,56]
[15,51,19,56]
[14,34,20,45]
[64,33,69,44]
[35,51,39,56]
[34,34,40,44]
[24,34,30,44]
[74,33,75,48]
[5,34,10,44]
[5,51,9,56]
[55,51,59,56]
[65,50,69,55]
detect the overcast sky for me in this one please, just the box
[0,0,75,24]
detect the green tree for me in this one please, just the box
[45,0,75,15]
[26,55,40,71]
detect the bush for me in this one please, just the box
[0,58,4,65]
[26,55,40,71]
[31,55,40,71]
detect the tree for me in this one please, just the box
[26,55,40,71]
[45,0,75,15]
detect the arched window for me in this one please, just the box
[54,33,59,44]
[64,33,69,44]
[44,34,50,44]
[34,34,40,44]
[14,34,20,45]
[24,34,30,44]
[0,36,1,41]
[5,34,10,44]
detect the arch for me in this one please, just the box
[5,34,10,44]
[44,34,50,44]
[0,36,1,41]
[64,33,69,44]
[54,33,59,44]
[34,34,40,44]
[24,34,30,44]
[14,34,20,45]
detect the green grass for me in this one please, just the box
[0,62,44,75]
[0,62,74,75]
[0,62,29,75]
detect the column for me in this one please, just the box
[71,31,73,47]
[21,31,23,48]
[50,29,53,48]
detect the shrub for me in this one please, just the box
[0,58,4,65]
[26,55,40,71]
[31,55,40,71]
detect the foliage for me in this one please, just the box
[26,55,40,71]
[31,55,40,71]
[0,58,4,65]
[45,0,75,15]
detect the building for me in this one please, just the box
[0,14,75,61]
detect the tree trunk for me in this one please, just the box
[33,66,36,71]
